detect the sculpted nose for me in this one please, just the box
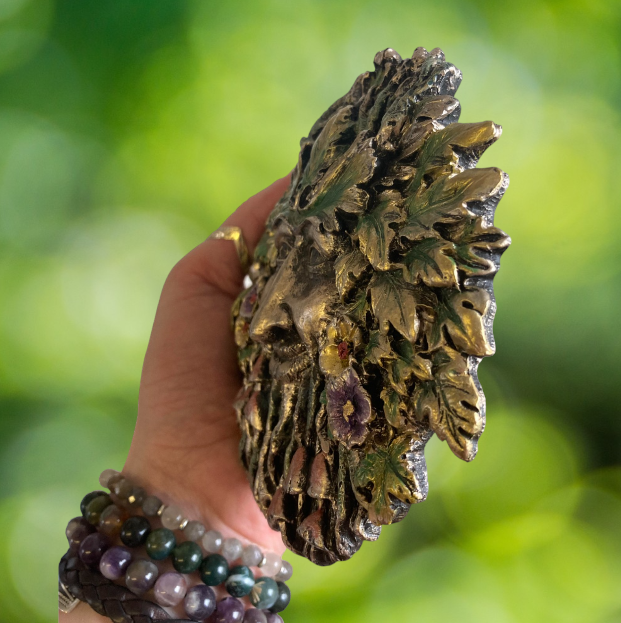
[249,276,294,343]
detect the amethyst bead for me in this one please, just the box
[211,597,245,623]
[184,584,216,621]
[66,517,95,551]
[154,572,187,607]
[78,532,110,567]
[99,546,132,580]
[126,559,159,594]
[243,609,268,623]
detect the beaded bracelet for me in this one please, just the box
[61,470,291,623]
[99,469,292,582]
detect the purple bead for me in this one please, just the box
[211,597,245,623]
[243,609,267,623]
[154,572,187,607]
[66,517,95,551]
[78,532,110,567]
[184,584,216,621]
[264,615,283,623]
[99,546,132,580]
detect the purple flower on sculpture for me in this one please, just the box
[240,285,258,318]
[326,368,372,447]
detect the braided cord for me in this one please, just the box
[59,550,191,623]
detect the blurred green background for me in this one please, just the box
[1,0,620,622]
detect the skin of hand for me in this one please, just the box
[60,174,291,622]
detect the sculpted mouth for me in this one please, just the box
[271,340,307,359]
[268,340,312,380]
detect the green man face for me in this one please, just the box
[232,47,510,565]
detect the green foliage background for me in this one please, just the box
[1,1,620,622]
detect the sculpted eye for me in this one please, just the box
[308,245,329,269]
[275,235,293,261]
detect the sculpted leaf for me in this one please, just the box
[342,289,369,323]
[365,330,395,366]
[381,387,409,429]
[296,133,378,231]
[413,94,460,124]
[454,217,511,277]
[388,338,433,395]
[334,247,369,297]
[350,434,428,525]
[368,270,419,342]
[355,190,404,271]
[380,95,460,155]
[411,349,483,461]
[404,120,501,177]
[428,288,493,356]
[299,105,355,189]
[401,167,505,238]
[401,235,458,288]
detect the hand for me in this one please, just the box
[61,173,292,622]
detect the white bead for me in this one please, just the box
[161,505,185,530]
[275,560,293,581]
[99,469,119,488]
[260,551,282,576]
[202,530,223,553]
[221,537,243,562]
[241,544,263,567]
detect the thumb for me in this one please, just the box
[174,172,292,298]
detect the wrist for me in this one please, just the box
[121,451,286,556]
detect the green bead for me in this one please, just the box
[172,541,202,573]
[200,554,228,586]
[84,494,113,525]
[250,577,278,609]
[120,516,151,547]
[270,581,291,613]
[80,491,105,516]
[145,528,176,560]
[225,565,254,598]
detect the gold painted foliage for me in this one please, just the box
[234,48,510,559]
[350,433,428,525]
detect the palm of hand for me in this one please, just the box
[124,175,291,555]
[61,175,291,623]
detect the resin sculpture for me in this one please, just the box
[232,47,510,565]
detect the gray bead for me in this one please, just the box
[275,560,293,581]
[142,495,162,517]
[99,469,119,488]
[184,520,205,541]
[202,530,223,553]
[126,559,159,594]
[241,544,263,567]
[128,486,146,507]
[112,477,133,500]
